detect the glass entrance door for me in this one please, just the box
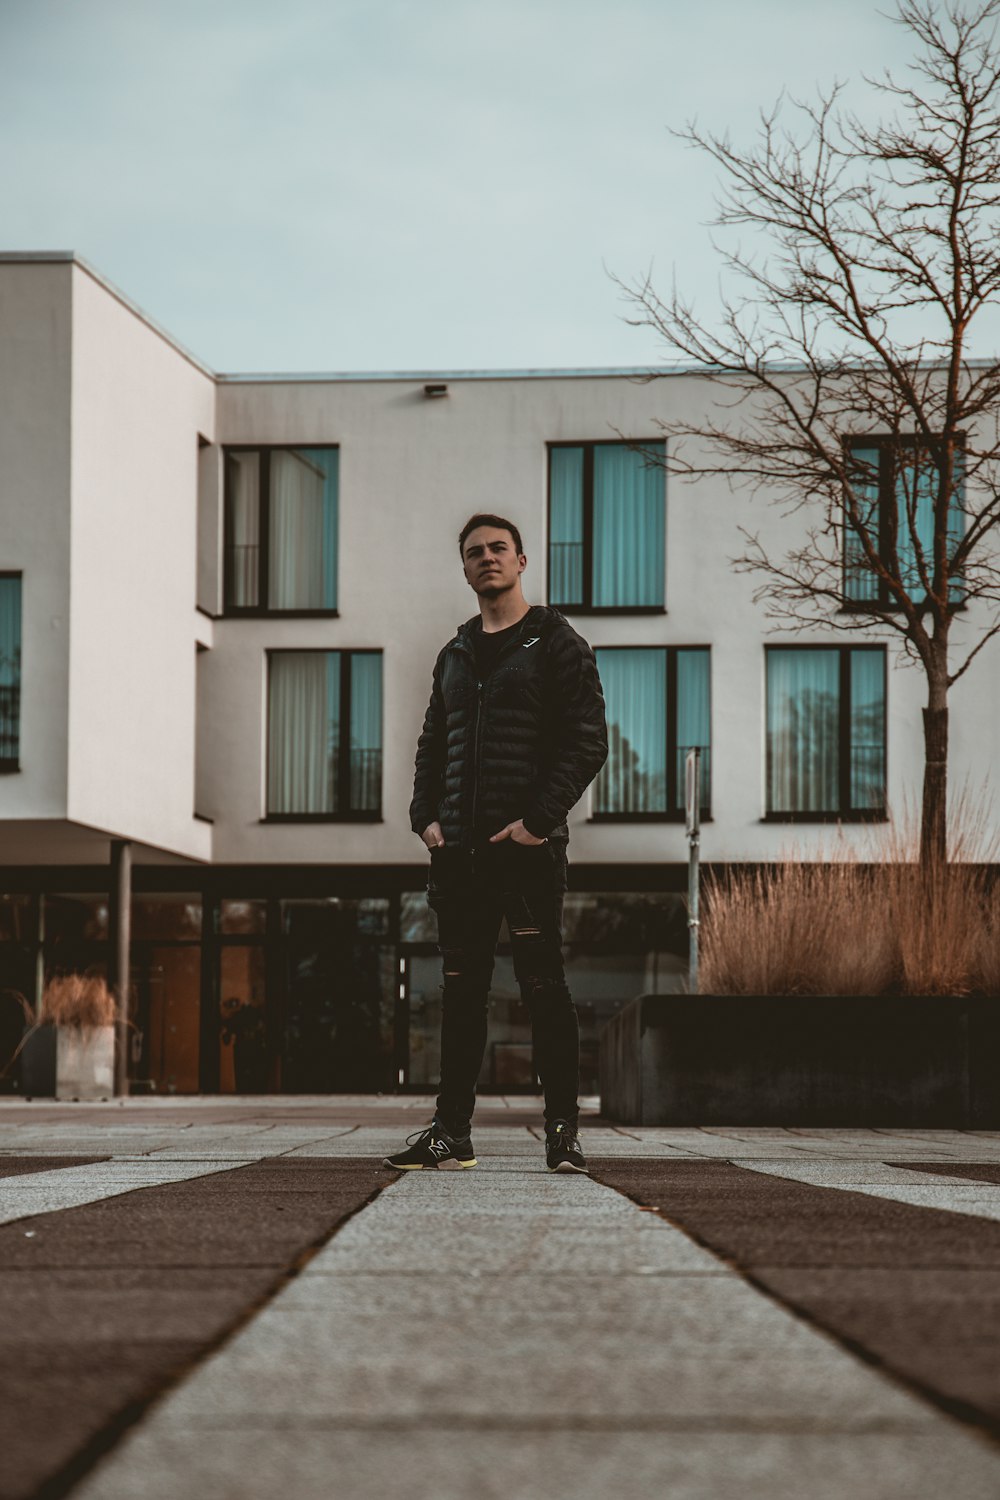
[279,898,394,1093]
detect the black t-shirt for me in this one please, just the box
[472,618,524,680]
[472,618,529,842]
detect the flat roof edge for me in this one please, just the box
[0,251,216,381]
[4,255,999,383]
[217,366,685,384]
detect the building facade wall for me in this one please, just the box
[212,372,998,867]
[0,261,73,823]
[66,263,215,862]
[3,255,999,1096]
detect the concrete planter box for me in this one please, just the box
[19,1025,115,1100]
[599,993,1000,1127]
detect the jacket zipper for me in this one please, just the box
[471,678,485,836]
[457,613,541,847]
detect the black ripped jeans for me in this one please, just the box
[426,839,579,1136]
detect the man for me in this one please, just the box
[384,513,608,1175]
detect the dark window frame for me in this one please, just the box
[223,444,340,618]
[263,647,382,823]
[763,642,887,823]
[841,434,966,612]
[590,644,711,823]
[546,439,667,615]
[0,570,22,774]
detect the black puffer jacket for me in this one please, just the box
[409,604,609,850]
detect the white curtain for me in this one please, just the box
[767,650,840,813]
[594,648,667,813]
[268,653,340,813]
[269,451,327,609]
[227,453,260,607]
[592,443,665,608]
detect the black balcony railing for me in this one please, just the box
[0,683,19,766]
[349,747,382,813]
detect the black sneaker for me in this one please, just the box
[383,1119,477,1171]
[545,1119,587,1174]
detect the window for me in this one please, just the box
[266,650,382,819]
[844,439,965,607]
[224,447,338,613]
[548,441,665,610]
[593,647,710,818]
[766,646,885,819]
[0,574,21,771]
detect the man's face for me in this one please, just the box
[461,526,525,598]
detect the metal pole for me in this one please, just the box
[685,749,701,994]
[109,839,132,1097]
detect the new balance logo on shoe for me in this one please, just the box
[383,1122,478,1171]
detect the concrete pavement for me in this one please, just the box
[2,1097,1000,1499]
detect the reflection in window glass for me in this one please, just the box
[400,891,437,944]
[0,574,21,766]
[219,900,268,936]
[43,894,109,944]
[131,895,202,942]
[766,647,885,816]
[219,944,269,1093]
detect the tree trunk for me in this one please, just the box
[920,666,949,867]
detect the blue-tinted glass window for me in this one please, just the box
[594,646,710,818]
[548,441,665,610]
[549,447,584,607]
[844,441,964,608]
[267,650,381,817]
[225,447,338,612]
[766,646,885,817]
[0,575,21,769]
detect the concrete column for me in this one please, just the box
[109,839,132,1097]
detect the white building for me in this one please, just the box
[1,253,996,1094]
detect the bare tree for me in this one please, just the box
[619,0,1000,865]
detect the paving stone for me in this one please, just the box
[4,1105,1000,1500]
[71,1425,1000,1500]
[0,1159,395,1500]
[593,1158,1000,1439]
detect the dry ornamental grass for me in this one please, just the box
[39,974,118,1029]
[700,791,1000,998]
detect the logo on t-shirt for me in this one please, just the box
[522,637,540,648]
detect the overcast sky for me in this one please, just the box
[1,0,924,374]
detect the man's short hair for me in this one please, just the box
[458,513,524,558]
